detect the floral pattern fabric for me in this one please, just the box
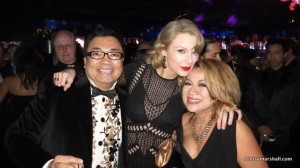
[91,89,122,168]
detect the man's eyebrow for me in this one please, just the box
[90,47,102,51]
[110,48,121,52]
[89,48,121,52]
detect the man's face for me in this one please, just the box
[203,42,221,61]
[266,44,286,70]
[84,36,124,91]
[53,32,76,64]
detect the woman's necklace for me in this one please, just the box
[190,116,213,146]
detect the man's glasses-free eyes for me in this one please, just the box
[54,43,75,50]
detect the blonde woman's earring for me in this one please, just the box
[163,56,167,69]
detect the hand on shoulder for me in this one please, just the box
[49,155,83,168]
[53,69,76,91]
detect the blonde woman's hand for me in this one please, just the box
[217,105,242,130]
[49,155,83,168]
[53,69,76,91]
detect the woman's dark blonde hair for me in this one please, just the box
[183,59,241,119]
[149,19,205,69]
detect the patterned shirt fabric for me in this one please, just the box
[123,63,184,167]
[90,85,122,168]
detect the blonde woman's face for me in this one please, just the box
[162,33,200,78]
[182,68,215,114]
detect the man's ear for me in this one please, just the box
[83,57,87,68]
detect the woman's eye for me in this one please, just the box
[199,83,206,87]
[192,52,200,57]
[178,49,185,54]
[183,82,191,86]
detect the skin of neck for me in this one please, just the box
[156,66,178,79]
[61,59,76,65]
[192,110,213,123]
[270,63,283,71]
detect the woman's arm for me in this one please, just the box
[0,77,10,102]
[236,120,269,168]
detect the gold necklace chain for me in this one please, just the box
[190,117,213,146]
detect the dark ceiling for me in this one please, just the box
[1,0,300,41]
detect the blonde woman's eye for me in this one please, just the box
[178,49,185,54]
[192,52,200,57]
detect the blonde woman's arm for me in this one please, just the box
[236,120,269,168]
[53,69,76,91]
[217,105,242,130]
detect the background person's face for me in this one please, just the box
[203,42,221,61]
[53,32,76,64]
[266,44,286,70]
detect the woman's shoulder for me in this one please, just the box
[2,75,19,85]
[0,76,20,99]
[4,75,36,95]
[236,119,253,137]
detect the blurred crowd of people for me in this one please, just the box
[0,21,300,168]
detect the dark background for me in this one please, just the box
[0,0,300,41]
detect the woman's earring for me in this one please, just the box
[163,55,167,69]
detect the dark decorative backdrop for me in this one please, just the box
[0,0,300,41]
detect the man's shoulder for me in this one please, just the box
[73,74,88,87]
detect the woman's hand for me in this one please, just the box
[217,105,242,130]
[53,69,76,91]
[49,155,83,168]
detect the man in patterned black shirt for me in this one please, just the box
[5,24,127,168]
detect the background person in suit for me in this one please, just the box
[41,30,84,80]
[245,38,300,167]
